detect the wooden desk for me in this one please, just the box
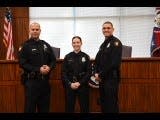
[0,58,160,112]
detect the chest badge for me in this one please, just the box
[107,43,110,48]
[43,44,47,51]
[82,57,86,62]
[32,48,37,51]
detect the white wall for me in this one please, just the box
[29,7,155,59]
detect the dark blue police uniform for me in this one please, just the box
[62,51,90,113]
[95,35,122,113]
[18,38,56,113]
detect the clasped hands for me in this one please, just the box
[71,82,80,90]
[94,73,101,82]
[40,65,51,75]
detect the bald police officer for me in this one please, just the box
[94,21,122,113]
[18,22,56,113]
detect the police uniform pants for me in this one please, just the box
[24,78,51,113]
[65,85,89,113]
[99,80,119,113]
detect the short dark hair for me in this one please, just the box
[72,36,82,42]
[103,21,113,27]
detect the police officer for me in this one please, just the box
[94,21,122,113]
[62,36,90,113]
[18,22,56,113]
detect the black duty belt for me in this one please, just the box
[26,72,45,80]
[69,72,86,83]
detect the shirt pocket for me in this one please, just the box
[104,47,111,54]
[31,49,40,57]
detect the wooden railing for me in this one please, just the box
[0,58,160,112]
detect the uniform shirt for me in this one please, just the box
[62,51,91,87]
[95,35,122,81]
[18,38,56,74]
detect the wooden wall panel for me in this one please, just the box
[89,88,101,112]
[13,18,29,59]
[0,7,28,18]
[50,80,65,112]
[1,58,160,112]
[121,61,149,79]
[16,85,25,113]
[149,61,160,79]
[0,86,16,112]
[119,82,160,112]
[0,63,17,81]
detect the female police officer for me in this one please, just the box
[62,36,90,113]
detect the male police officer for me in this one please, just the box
[62,36,90,113]
[94,21,122,113]
[18,22,56,113]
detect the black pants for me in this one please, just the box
[65,85,89,113]
[24,79,51,113]
[99,80,119,113]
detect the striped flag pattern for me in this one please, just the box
[3,7,15,60]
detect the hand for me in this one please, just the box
[74,82,80,88]
[70,83,78,90]
[40,65,50,75]
[94,73,101,81]
[70,82,80,90]
[42,65,51,73]
[40,66,46,74]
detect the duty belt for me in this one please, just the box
[27,72,45,80]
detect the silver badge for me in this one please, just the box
[107,43,110,48]
[82,57,86,62]
[32,48,37,51]
[43,44,47,51]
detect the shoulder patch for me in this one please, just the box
[18,46,22,52]
[114,41,119,46]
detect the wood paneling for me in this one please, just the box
[0,58,160,112]
[0,7,29,18]
[0,86,16,112]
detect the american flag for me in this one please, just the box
[3,7,15,60]
[150,7,160,57]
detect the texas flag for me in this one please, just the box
[150,7,160,57]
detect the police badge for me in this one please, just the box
[81,57,86,62]
[107,43,110,48]
[43,44,48,51]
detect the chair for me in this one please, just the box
[122,45,132,57]
[51,46,60,59]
